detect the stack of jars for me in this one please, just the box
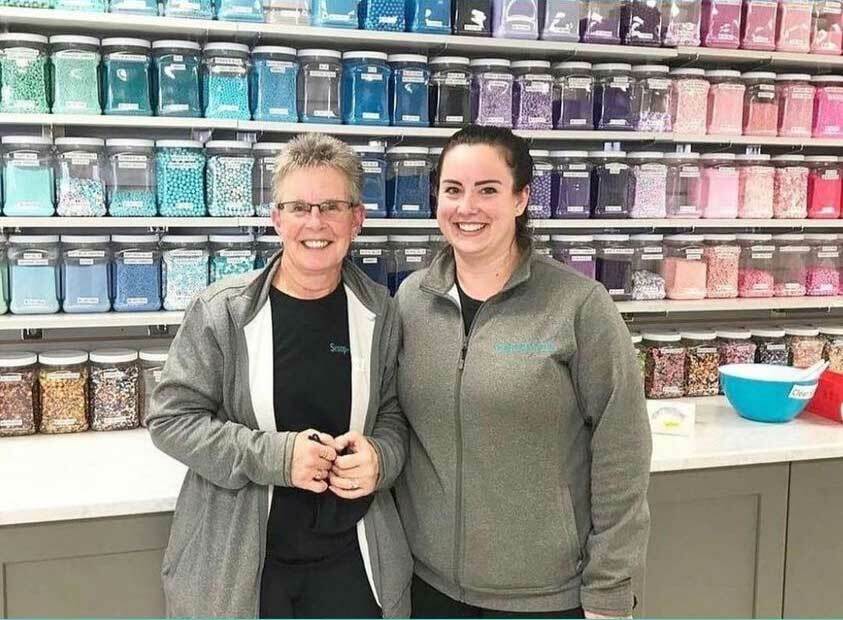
[350,235,439,295]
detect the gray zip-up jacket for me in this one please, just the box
[147,254,413,618]
[395,246,651,617]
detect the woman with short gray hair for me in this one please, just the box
[148,133,412,618]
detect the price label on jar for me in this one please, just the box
[564,171,590,179]
[127,297,149,305]
[0,419,23,428]
[401,204,420,211]
[767,343,787,351]
[604,248,634,255]
[18,258,48,266]
[403,160,427,168]
[680,167,701,178]
[267,61,296,73]
[569,77,592,90]
[309,70,337,78]
[0,373,23,383]
[483,72,514,82]
[361,161,382,173]
[47,371,81,381]
[525,82,550,94]
[606,163,628,173]
[445,115,465,123]
[401,114,421,122]
[69,250,105,260]
[361,73,384,82]
[359,249,383,257]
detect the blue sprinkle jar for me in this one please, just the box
[255,234,282,269]
[250,45,298,122]
[54,0,107,11]
[527,149,553,219]
[7,235,61,315]
[60,235,112,314]
[511,59,553,129]
[310,0,360,27]
[215,0,264,20]
[210,234,256,283]
[264,0,310,23]
[156,140,207,217]
[388,54,430,126]
[109,0,159,14]
[161,235,209,311]
[55,137,107,217]
[406,0,451,32]
[49,35,102,116]
[298,48,342,124]
[491,0,539,38]
[205,140,254,217]
[342,50,391,125]
[253,142,283,217]
[163,0,214,18]
[351,235,390,288]
[470,58,514,128]
[1,135,55,217]
[429,56,471,127]
[0,33,50,114]
[152,40,202,118]
[112,234,162,312]
[541,0,581,41]
[101,38,153,116]
[359,0,405,30]
[203,42,251,120]
[593,63,635,131]
[389,235,432,293]
[106,139,157,217]
[387,146,431,219]
[353,144,387,218]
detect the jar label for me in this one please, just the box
[402,69,427,81]
[363,257,378,264]
[0,373,23,383]
[68,250,106,260]
[567,118,588,126]
[401,204,420,211]
[571,255,593,262]
[407,256,423,263]
[362,112,381,119]
[401,114,421,122]
[212,57,244,67]
[66,153,98,165]
[116,102,141,111]
[6,47,39,61]
[641,254,664,261]
[640,164,667,174]
[569,248,596,256]
[163,103,189,113]
[780,246,810,253]
[604,205,623,212]
[609,288,626,295]
[361,73,384,82]
[535,164,553,173]
[47,371,81,381]
[819,251,840,259]
[647,78,671,90]
[444,72,470,84]
[608,119,629,127]
[313,109,337,117]
[0,419,23,427]
[153,369,163,382]
[569,77,592,90]
[327,13,352,20]
[169,156,201,170]
[55,50,97,61]
[678,205,699,213]
[610,77,630,86]
[822,170,840,180]
[603,248,634,256]
[789,87,815,100]
[405,248,428,256]
[219,250,253,258]
[266,60,296,73]
[127,296,149,305]
[482,73,514,82]
[696,347,719,355]
[563,171,590,178]
[11,152,39,162]
[679,167,701,178]
[567,206,586,212]
[359,249,383,257]
[170,250,204,258]
[606,163,627,173]
[362,162,382,173]
[685,250,703,260]
[751,253,774,260]
[76,296,101,305]
[309,70,337,78]
[110,53,148,63]
[643,246,662,254]
[445,115,465,122]
[17,258,48,266]
[403,160,427,168]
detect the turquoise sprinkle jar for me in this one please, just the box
[250,46,298,122]
[156,140,206,217]
[54,0,107,11]
[202,42,251,120]
[352,144,387,218]
[55,137,107,217]
[106,139,157,217]
[60,235,112,314]
[388,54,430,126]
[359,0,405,30]
[161,235,209,311]
[102,38,153,116]
[209,234,256,283]
[205,140,254,217]
[407,0,451,32]
[163,0,213,18]
[0,33,49,114]
[215,0,264,20]
[310,0,360,28]
[7,235,61,315]
[1,136,55,217]
[49,35,102,115]
[341,50,391,126]
[109,0,159,14]
[152,40,202,118]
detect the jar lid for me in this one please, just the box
[805,155,838,163]
[256,235,282,244]
[752,327,786,338]
[552,61,592,71]
[511,60,551,70]
[0,352,38,367]
[106,138,155,148]
[90,348,138,364]
[342,50,388,61]
[811,74,843,83]
[209,234,253,243]
[632,64,669,74]
[61,235,110,244]
[389,235,430,242]
[736,153,771,162]
[773,233,805,241]
[204,42,249,54]
[701,153,736,161]
[430,235,445,242]
[736,233,773,241]
[771,154,806,162]
[785,326,820,337]
[704,69,741,78]
[1,135,51,145]
[741,71,777,80]
[101,37,151,49]
[642,332,682,343]
[55,137,104,147]
[666,234,705,242]
[156,139,203,149]
[387,53,428,63]
[534,234,551,242]
[49,35,100,46]
[629,233,664,242]
[429,147,444,156]
[529,149,550,157]
[717,328,752,340]
[152,40,201,51]
[355,235,389,243]
[775,73,812,81]
[551,235,593,244]
[252,142,286,152]
[628,151,664,159]
[205,140,252,151]
[352,145,385,154]
[592,63,632,72]
[630,333,642,344]
[0,33,49,44]
[680,329,718,341]
[469,58,511,67]
[593,234,630,242]
[429,56,470,65]
[663,151,700,160]
[112,234,159,243]
[139,347,170,363]
[161,235,208,243]
[704,234,738,242]
[39,350,88,366]
[387,146,429,155]
[297,48,342,59]
[9,234,59,244]
[550,150,589,158]
[669,67,706,77]
[588,150,626,158]
[252,45,297,56]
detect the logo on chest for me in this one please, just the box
[330,343,351,355]
[494,341,557,355]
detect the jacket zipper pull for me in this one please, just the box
[458,339,468,370]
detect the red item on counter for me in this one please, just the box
[806,370,843,423]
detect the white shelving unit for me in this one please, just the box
[0,311,184,330]
[616,297,843,314]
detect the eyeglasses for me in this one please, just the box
[277,200,356,218]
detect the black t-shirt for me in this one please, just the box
[456,279,484,335]
[265,283,372,564]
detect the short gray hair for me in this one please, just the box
[272,133,363,205]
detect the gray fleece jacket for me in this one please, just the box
[395,246,651,617]
[147,254,413,618]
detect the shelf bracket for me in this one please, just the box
[191,128,213,144]
[21,329,43,341]
[147,325,172,337]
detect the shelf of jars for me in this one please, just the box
[0,217,243,229]
[0,310,184,330]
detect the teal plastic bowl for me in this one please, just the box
[719,364,819,424]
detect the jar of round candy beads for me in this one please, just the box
[737,234,775,298]
[772,154,808,219]
[805,233,840,297]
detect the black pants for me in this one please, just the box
[412,575,585,619]
[259,544,381,618]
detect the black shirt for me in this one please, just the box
[456,279,484,335]
[265,283,372,564]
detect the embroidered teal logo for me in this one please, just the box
[495,342,556,355]
[330,343,351,355]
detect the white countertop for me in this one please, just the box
[3,397,843,526]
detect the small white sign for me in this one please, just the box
[647,400,696,437]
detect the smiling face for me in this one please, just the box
[436,143,529,262]
[270,165,365,280]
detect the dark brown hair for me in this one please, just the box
[436,125,533,247]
